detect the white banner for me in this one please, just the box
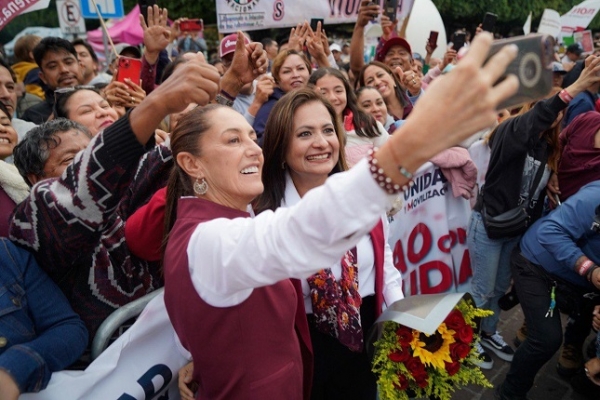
[523,12,532,35]
[538,9,561,37]
[216,0,414,33]
[388,162,473,297]
[560,0,600,35]
[21,291,190,400]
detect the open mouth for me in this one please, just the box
[240,166,259,174]
[0,137,11,144]
[306,153,330,161]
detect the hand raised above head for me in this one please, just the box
[225,32,268,88]
[357,0,379,28]
[151,52,220,115]
[140,4,170,55]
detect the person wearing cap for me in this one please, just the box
[21,37,85,124]
[563,43,584,65]
[330,43,344,68]
[552,61,567,88]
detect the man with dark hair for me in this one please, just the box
[21,37,84,124]
[0,57,36,139]
[13,119,91,185]
[72,39,110,85]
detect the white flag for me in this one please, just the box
[561,0,600,36]
[523,12,532,35]
[538,9,562,38]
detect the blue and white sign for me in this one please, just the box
[80,0,124,19]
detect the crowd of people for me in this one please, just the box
[0,1,600,399]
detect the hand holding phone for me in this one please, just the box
[428,31,439,52]
[116,56,142,84]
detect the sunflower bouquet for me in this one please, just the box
[372,299,493,400]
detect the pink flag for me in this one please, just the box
[0,0,50,30]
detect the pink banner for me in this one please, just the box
[0,0,50,30]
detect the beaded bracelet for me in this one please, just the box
[367,148,414,195]
[577,259,595,277]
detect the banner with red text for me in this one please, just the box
[388,162,473,297]
[560,0,600,36]
[0,0,50,30]
[216,0,414,33]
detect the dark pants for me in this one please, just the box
[308,295,377,400]
[502,250,564,397]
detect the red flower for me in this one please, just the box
[396,326,413,347]
[449,342,471,361]
[415,374,429,388]
[456,325,474,344]
[405,357,426,377]
[445,309,466,330]
[388,348,410,363]
[394,373,409,390]
[445,361,461,376]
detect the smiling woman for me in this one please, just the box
[53,87,119,137]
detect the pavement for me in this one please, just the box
[452,306,597,400]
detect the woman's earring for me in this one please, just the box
[194,177,208,195]
[281,161,286,170]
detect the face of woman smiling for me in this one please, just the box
[357,87,389,125]
[277,54,310,92]
[285,101,340,192]
[362,65,395,100]
[66,90,119,136]
[314,74,347,117]
[195,107,264,210]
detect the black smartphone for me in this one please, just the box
[453,32,466,50]
[383,0,399,22]
[138,0,157,25]
[310,18,324,32]
[485,34,554,109]
[482,12,498,32]
[428,31,439,50]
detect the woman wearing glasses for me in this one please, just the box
[53,86,120,137]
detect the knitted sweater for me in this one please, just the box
[9,115,173,340]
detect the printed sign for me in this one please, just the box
[388,162,473,297]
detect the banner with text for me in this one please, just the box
[560,0,600,36]
[216,0,414,33]
[22,291,190,400]
[0,0,50,30]
[388,162,473,297]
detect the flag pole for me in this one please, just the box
[89,0,118,60]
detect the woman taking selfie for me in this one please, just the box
[161,33,518,399]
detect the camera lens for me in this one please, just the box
[519,52,541,89]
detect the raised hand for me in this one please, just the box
[140,5,170,55]
[356,0,379,28]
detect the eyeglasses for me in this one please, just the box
[54,85,96,99]
[53,85,97,118]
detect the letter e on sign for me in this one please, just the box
[57,0,86,34]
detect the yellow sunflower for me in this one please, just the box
[410,323,455,369]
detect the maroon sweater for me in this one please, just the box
[164,197,306,400]
[558,111,600,200]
